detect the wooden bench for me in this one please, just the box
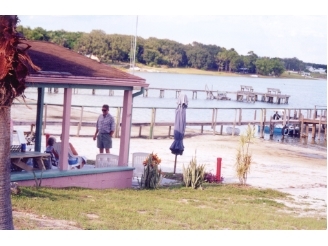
[240,85,253,92]
[267,88,281,94]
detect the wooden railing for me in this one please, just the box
[12,103,327,139]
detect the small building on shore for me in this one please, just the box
[11,40,149,189]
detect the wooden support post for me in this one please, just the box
[139,126,142,137]
[300,114,304,137]
[318,112,322,140]
[232,109,237,136]
[263,108,266,137]
[149,108,156,139]
[42,104,47,135]
[282,109,286,126]
[260,109,264,138]
[298,109,301,120]
[220,125,223,135]
[311,123,316,144]
[143,89,148,97]
[254,109,257,121]
[201,125,203,134]
[238,108,242,125]
[213,108,218,135]
[168,126,171,137]
[115,107,121,138]
[77,106,84,137]
[192,91,197,99]
[269,116,274,138]
[211,108,215,129]
[76,106,84,137]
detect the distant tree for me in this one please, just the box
[189,42,220,70]
[142,48,163,66]
[255,57,285,76]
[282,57,305,72]
[186,45,212,69]
[217,47,228,71]
[15,25,326,72]
[230,56,244,72]
[75,30,108,62]
[255,57,271,75]
[242,51,258,74]
[270,58,285,76]
[217,48,239,72]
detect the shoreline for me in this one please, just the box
[117,64,327,80]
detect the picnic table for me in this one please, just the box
[10,151,49,187]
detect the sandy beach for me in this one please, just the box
[11,103,327,217]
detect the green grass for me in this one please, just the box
[11,184,326,230]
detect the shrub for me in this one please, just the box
[204,172,222,183]
[183,155,206,189]
[140,153,162,189]
[235,124,255,185]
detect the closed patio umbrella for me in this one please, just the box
[170,93,188,173]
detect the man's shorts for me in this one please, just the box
[97,133,112,149]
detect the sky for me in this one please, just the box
[2,1,327,65]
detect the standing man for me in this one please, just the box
[93,104,116,153]
[273,111,281,120]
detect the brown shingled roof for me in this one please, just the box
[24,40,144,82]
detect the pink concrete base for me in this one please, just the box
[15,170,133,189]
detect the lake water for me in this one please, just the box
[23,72,327,146]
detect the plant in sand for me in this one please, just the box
[140,152,162,189]
[183,154,206,189]
[235,124,255,185]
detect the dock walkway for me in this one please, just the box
[12,103,326,141]
[144,85,290,104]
[49,85,291,104]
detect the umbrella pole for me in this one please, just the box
[173,154,177,174]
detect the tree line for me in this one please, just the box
[17,26,327,76]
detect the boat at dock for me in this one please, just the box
[258,124,300,136]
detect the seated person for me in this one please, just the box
[54,134,87,169]
[67,141,87,168]
[45,136,59,168]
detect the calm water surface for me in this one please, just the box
[24,72,327,148]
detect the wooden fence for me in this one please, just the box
[12,103,327,140]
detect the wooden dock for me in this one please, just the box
[143,85,290,104]
[48,85,290,104]
[235,86,289,104]
[12,103,326,141]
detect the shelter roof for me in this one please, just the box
[23,40,148,88]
